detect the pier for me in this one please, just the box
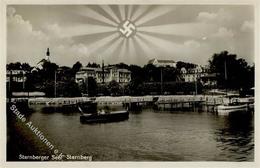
[8,95,239,113]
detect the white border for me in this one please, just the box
[1,0,259,168]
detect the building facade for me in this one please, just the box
[75,66,131,84]
[180,65,217,86]
[6,70,27,83]
[148,58,177,68]
[31,48,51,72]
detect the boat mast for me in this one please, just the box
[224,59,227,96]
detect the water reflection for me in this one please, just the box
[214,113,254,161]
[7,105,254,161]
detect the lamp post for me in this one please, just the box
[54,68,62,98]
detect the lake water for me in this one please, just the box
[7,106,254,161]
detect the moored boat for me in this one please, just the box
[217,103,248,115]
[80,110,129,123]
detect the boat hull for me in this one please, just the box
[80,111,129,123]
[217,104,248,115]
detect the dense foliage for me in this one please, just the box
[7,50,254,97]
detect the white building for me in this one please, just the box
[75,66,131,84]
[6,70,27,83]
[148,58,176,68]
[180,65,209,82]
[31,48,51,72]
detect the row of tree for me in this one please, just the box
[6,50,254,97]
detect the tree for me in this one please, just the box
[176,61,196,70]
[108,80,121,96]
[72,61,82,74]
[21,63,31,72]
[6,62,22,70]
[87,62,100,68]
[208,51,253,90]
[41,61,59,80]
[143,64,160,82]
[87,77,97,97]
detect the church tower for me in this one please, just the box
[46,48,50,62]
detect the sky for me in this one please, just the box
[7,5,254,67]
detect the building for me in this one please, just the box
[6,70,27,83]
[180,65,217,86]
[75,66,131,84]
[148,58,176,68]
[31,48,51,72]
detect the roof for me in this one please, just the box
[148,58,175,64]
[118,69,131,73]
[36,59,48,65]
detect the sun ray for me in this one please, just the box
[106,38,125,64]
[92,36,122,63]
[63,24,117,38]
[134,35,157,59]
[137,31,200,43]
[131,5,151,22]
[138,22,217,38]
[118,5,126,21]
[104,37,124,62]
[125,5,129,21]
[76,6,118,27]
[87,33,119,57]
[118,39,127,62]
[88,6,119,25]
[128,37,138,64]
[135,6,176,26]
[129,5,139,20]
[127,5,134,20]
[72,31,118,45]
[99,5,121,24]
[131,36,152,62]
[97,5,119,24]
[136,32,184,55]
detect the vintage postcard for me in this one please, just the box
[1,0,259,167]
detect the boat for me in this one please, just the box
[216,60,249,115]
[78,102,129,123]
[217,103,248,115]
[80,110,129,123]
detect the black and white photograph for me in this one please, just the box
[1,0,259,167]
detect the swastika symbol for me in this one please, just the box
[119,20,136,38]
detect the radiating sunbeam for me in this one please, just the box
[94,5,119,24]
[133,6,158,24]
[125,6,129,21]
[131,6,150,22]
[118,39,127,61]
[76,6,118,27]
[135,35,157,59]
[138,31,199,43]
[135,33,163,58]
[137,32,184,55]
[99,5,121,24]
[135,6,176,26]
[138,22,218,38]
[92,36,121,63]
[72,31,118,45]
[127,5,134,20]
[63,24,117,38]
[129,5,139,20]
[106,38,125,64]
[104,37,124,62]
[128,37,138,64]
[118,5,126,21]
[131,36,149,61]
[87,33,119,57]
